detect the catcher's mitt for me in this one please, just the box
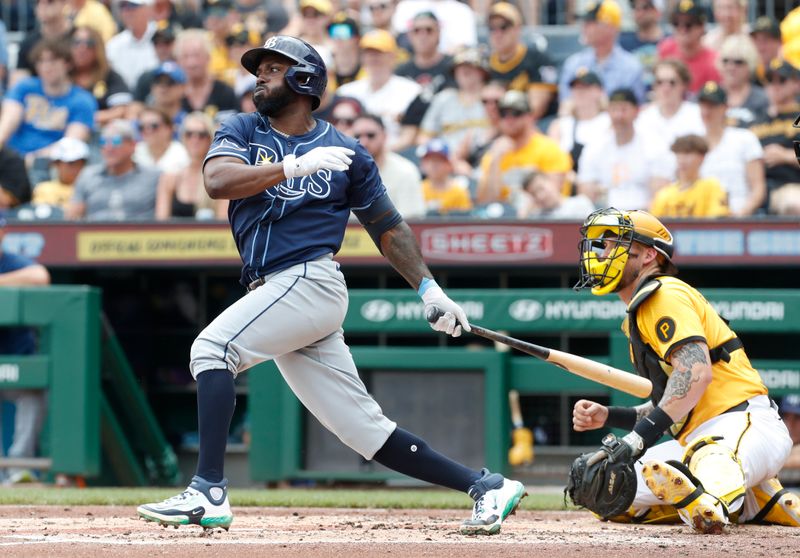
[565,433,638,519]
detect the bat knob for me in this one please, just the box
[425,305,444,323]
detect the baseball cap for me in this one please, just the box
[781,394,800,415]
[697,81,726,104]
[582,0,622,28]
[671,0,706,24]
[569,67,603,87]
[452,47,490,76]
[497,90,530,113]
[50,137,90,163]
[299,0,333,15]
[416,138,450,160]
[153,61,187,84]
[765,58,800,81]
[360,29,397,54]
[750,16,782,40]
[608,87,639,106]
[328,13,360,40]
[488,2,522,26]
[152,20,176,44]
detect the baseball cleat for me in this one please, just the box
[137,475,233,530]
[642,460,728,535]
[748,477,800,527]
[462,470,527,535]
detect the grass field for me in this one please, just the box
[0,486,570,510]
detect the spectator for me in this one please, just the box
[174,29,239,124]
[418,47,490,163]
[67,0,117,43]
[66,119,160,220]
[282,0,335,68]
[560,0,646,107]
[367,0,399,36]
[635,59,704,151]
[718,34,769,127]
[393,0,478,54]
[516,171,595,219]
[619,0,668,88]
[396,12,454,95]
[351,113,425,219]
[453,79,505,178]
[0,148,32,210]
[416,139,472,216]
[748,59,800,212]
[476,90,571,210]
[131,22,179,116]
[235,0,288,36]
[703,0,750,53]
[547,68,610,174]
[650,134,729,218]
[70,26,133,128]
[106,0,160,91]
[204,0,241,83]
[10,0,72,87]
[657,0,721,94]
[327,96,365,136]
[698,81,765,217]
[221,25,258,97]
[133,107,190,171]
[749,16,783,85]
[155,112,227,219]
[0,38,97,163]
[144,61,188,129]
[151,0,204,30]
[328,13,363,89]
[780,395,800,469]
[0,212,51,485]
[487,2,557,121]
[577,88,673,210]
[31,137,90,210]
[336,30,422,148]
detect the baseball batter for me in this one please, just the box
[137,36,525,535]
[569,208,800,533]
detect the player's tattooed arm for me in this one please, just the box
[658,340,713,422]
[380,222,432,289]
[634,401,654,422]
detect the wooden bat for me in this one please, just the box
[426,307,652,398]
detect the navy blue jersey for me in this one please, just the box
[205,113,386,286]
[0,252,37,355]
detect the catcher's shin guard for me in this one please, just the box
[747,477,800,527]
[642,460,729,534]
[682,436,746,514]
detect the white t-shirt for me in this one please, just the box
[577,130,675,211]
[105,22,159,90]
[635,101,704,151]
[555,112,611,154]
[700,127,763,214]
[378,151,425,219]
[133,141,190,173]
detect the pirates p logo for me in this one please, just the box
[655,317,676,343]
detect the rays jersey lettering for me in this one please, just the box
[205,112,386,285]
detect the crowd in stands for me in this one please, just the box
[0,0,799,222]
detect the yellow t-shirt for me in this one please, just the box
[421,179,473,214]
[479,133,572,202]
[73,0,118,43]
[624,276,767,443]
[32,180,74,209]
[650,177,729,218]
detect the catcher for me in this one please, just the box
[566,208,800,533]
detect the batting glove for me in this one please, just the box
[421,284,471,337]
[283,147,355,179]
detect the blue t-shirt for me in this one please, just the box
[205,113,386,286]
[5,77,98,155]
[0,251,37,355]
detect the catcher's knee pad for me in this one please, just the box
[682,436,745,512]
[747,477,800,527]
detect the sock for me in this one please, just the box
[372,427,482,493]
[195,369,236,483]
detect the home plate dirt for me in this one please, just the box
[0,506,798,557]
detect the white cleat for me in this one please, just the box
[137,475,233,530]
[461,469,527,535]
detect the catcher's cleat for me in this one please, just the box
[642,460,729,535]
[462,469,527,535]
[748,477,800,527]
[137,475,233,530]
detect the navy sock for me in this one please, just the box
[195,369,236,483]
[372,428,481,493]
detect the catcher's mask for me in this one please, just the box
[574,208,676,296]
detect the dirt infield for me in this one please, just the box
[0,505,798,557]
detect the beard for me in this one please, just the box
[254,81,296,117]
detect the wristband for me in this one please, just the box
[605,406,637,430]
[632,406,673,449]
[418,277,437,297]
[282,154,297,179]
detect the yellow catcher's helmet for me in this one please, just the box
[574,208,676,296]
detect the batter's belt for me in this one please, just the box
[247,254,334,292]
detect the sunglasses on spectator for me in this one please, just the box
[184,130,211,139]
[489,22,513,33]
[333,117,356,126]
[499,108,525,118]
[369,2,391,11]
[672,21,699,31]
[355,131,378,140]
[302,9,324,18]
[722,58,747,67]
[412,26,436,35]
[654,77,679,87]
[766,75,788,85]
[139,121,163,132]
[481,98,500,106]
[100,135,127,147]
[72,38,96,48]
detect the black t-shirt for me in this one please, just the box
[181,80,240,122]
[490,43,558,116]
[748,103,800,192]
[395,55,455,96]
[85,69,132,110]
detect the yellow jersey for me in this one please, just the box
[421,179,473,214]
[650,177,729,218]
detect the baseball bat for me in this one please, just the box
[426,307,652,398]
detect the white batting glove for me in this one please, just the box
[282,146,355,179]
[421,284,470,337]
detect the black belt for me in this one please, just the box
[722,398,779,414]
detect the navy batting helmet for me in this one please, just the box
[241,35,328,110]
